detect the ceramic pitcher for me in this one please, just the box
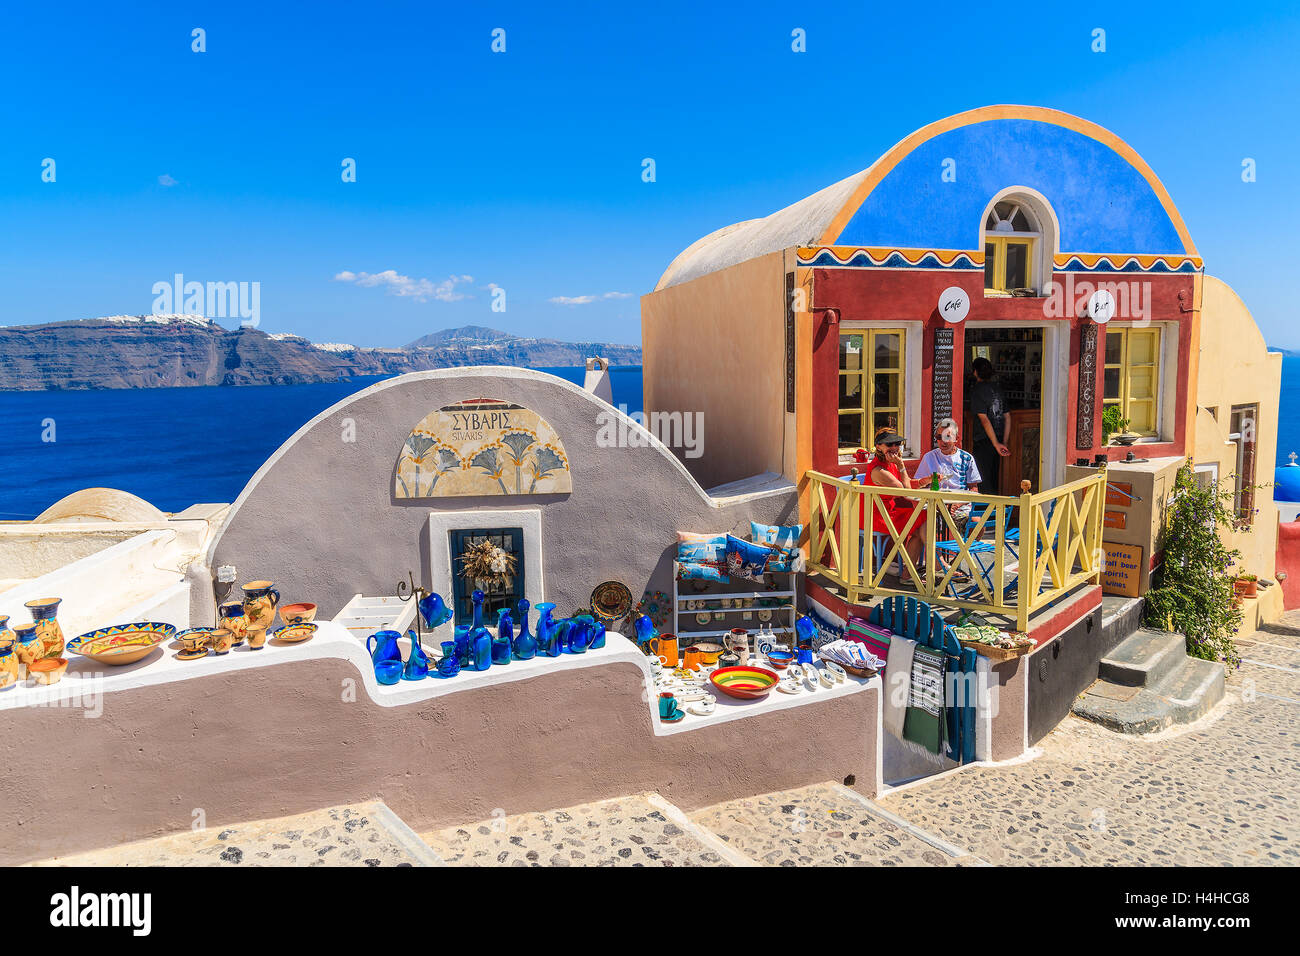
[0,641,18,689]
[724,629,750,666]
[24,597,64,660]
[218,602,248,642]
[240,580,281,630]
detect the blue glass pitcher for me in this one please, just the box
[535,603,562,657]
[567,615,594,654]
[366,629,403,667]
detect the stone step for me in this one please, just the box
[1098,628,1188,687]
[419,792,752,866]
[1101,595,1145,645]
[1073,654,1226,735]
[689,782,984,866]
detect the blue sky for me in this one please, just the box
[1,1,1297,347]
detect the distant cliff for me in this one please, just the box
[0,317,641,390]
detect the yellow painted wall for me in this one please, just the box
[641,250,793,489]
[1193,275,1283,621]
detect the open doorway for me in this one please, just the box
[963,327,1043,495]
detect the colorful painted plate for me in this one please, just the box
[176,647,209,661]
[661,709,686,723]
[269,622,317,644]
[590,581,634,624]
[709,665,780,700]
[67,622,176,666]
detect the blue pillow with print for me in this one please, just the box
[726,534,776,582]
[677,560,729,583]
[750,521,803,550]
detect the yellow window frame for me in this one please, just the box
[1103,326,1162,437]
[983,236,1034,294]
[838,328,905,454]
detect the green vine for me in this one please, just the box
[1142,460,1244,668]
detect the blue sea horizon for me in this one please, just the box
[0,366,644,520]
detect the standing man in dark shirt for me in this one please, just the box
[968,357,1010,493]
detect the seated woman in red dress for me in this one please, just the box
[862,427,924,572]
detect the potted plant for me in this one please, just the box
[1234,573,1258,599]
[1102,405,1129,445]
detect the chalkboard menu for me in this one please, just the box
[932,327,954,429]
[1077,323,1098,449]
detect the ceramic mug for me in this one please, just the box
[724,629,750,666]
[648,634,679,667]
[657,691,680,720]
[246,626,267,650]
[208,628,235,655]
[683,645,705,671]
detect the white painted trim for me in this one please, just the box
[427,509,545,616]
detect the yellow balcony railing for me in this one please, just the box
[805,469,1108,632]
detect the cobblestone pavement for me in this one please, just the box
[690,782,982,866]
[878,645,1300,866]
[31,803,440,867]
[421,792,749,866]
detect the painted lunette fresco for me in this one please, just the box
[395,398,572,498]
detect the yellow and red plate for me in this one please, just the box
[709,665,780,700]
[67,622,176,666]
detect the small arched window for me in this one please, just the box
[983,199,1042,294]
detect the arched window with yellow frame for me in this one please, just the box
[983,200,1040,294]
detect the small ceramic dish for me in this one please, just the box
[777,678,802,694]
[269,622,317,644]
[279,602,317,626]
[687,699,716,716]
[29,657,68,685]
[825,661,847,683]
[802,670,820,691]
[176,647,208,661]
[67,623,175,666]
[787,664,804,682]
[176,627,218,653]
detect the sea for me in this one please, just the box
[0,366,644,521]
[3,357,1298,521]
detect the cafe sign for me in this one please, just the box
[938,286,969,323]
[395,398,572,498]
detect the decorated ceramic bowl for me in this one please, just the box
[269,622,317,644]
[764,649,796,670]
[694,642,724,664]
[278,603,317,626]
[67,622,175,666]
[29,657,68,685]
[709,665,780,700]
[175,627,219,652]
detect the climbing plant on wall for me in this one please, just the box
[1143,461,1244,668]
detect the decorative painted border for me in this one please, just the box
[797,246,982,271]
[1054,252,1202,274]
[798,246,1204,275]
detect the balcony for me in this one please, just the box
[805,470,1108,632]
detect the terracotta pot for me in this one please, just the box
[1234,578,1258,599]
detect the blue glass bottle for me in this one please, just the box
[454,624,472,667]
[589,620,607,649]
[492,609,513,665]
[535,602,561,657]
[633,614,656,651]
[437,641,461,678]
[468,590,492,670]
[512,598,537,660]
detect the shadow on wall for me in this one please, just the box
[194,367,798,625]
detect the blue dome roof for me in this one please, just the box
[1275,462,1300,502]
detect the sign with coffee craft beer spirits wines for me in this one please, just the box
[395,398,572,498]
[1101,542,1143,597]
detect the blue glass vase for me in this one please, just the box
[567,615,593,654]
[512,598,536,660]
[454,625,472,667]
[437,641,460,678]
[468,589,492,670]
[634,614,656,650]
[492,609,513,665]
[535,603,561,657]
[402,629,430,680]
[589,620,606,649]
[366,629,403,667]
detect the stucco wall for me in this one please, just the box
[1194,275,1282,583]
[193,367,798,625]
[0,655,878,865]
[642,250,792,489]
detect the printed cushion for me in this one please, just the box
[677,531,726,565]
[677,560,729,583]
[750,521,804,550]
[725,534,776,582]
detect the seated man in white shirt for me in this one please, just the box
[914,419,983,579]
